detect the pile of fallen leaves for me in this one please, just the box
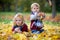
[0,22,60,40]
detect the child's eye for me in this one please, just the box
[37,8,38,9]
[16,20,17,21]
[34,8,38,9]
[34,8,35,9]
[16,20,21,21]
[19,20,21,21]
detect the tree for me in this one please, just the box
[0,0,14,11]
[47,0,56,18]
[52,0,56,18]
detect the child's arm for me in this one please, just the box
[12,27,22,33]
[23,23,28,32]
[14,27,22,33]
[38,12,45,20]
[30,13,37,20]
[12,26,15,31]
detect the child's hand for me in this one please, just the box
[14,27,22,33]
[38,12,45,20]
[40,16,43,20]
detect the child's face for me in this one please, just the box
[15,17,23,26]
[31,5,39,13]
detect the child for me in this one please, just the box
[30,3,45,34]
[12,13,28,33]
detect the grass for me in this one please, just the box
[0,12,60,26]
[0,12,30,23]
[0,12,15,23]
[43,21,60,27]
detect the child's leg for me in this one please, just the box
[31,30,40,34]
[31,30,36,33]
[39,29,44,33]
[32,29,44,34]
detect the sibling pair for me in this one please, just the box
[12,3,45,34]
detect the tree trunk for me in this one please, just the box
[52,0,56,18]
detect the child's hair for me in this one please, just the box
[31,3,40,8]
[13,13,24,26]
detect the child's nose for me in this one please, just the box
[35,10,37,11]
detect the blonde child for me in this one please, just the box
[30,3,45,34]
[12,13,28,33]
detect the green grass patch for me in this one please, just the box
[43,21,60,27]
[0,12,60,26]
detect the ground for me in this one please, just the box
[0,12,60,40]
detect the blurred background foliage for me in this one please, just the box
[0,0,53,12]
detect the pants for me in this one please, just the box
[31,29,44,34]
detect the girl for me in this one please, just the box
[30,3,45,34]
[12,13,28,33]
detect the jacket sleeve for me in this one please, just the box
[30,13,37,20]
[12,26,16,31]
[23,24,28,32]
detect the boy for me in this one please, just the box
[30,3,45,34]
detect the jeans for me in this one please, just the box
[31,29,44,34]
